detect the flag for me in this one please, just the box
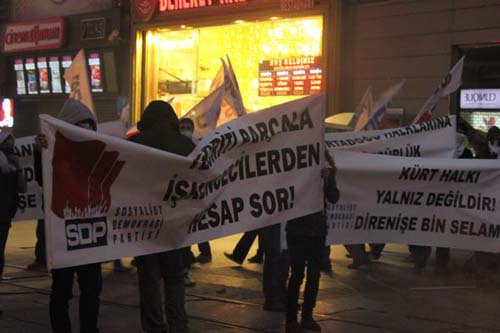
[63,49,95,118]
[225,55,246,117]
[209,64,224,93]
[183,85,225,140]
[412,57,465,124]
[348,87,373,130]
[358,80,406,131]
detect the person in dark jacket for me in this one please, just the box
[0,133,27,279]
[35,99,103,333]
[129,100,193,333]
[285,162,339,333]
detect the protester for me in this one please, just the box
[463,126,500,277]
[0,133,27,281]
[261,223,289,312]
[285,157,339,333]
[35,99,103,333]
[129,100,192,333]
[225,229,264,265]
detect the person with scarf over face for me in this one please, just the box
[0,133,27,280]
[285,157,339,333]
[129,101,193,333]
[33,99,103,333]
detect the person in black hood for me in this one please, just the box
[129,100,193,333]
[34,99,102,333]
[285,156,339,333]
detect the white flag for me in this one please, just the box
[183,85,225,140]
[357,80,405,131]
[348,87,373,130]
[413,57,465,124]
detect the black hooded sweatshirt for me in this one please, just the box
[128,100,195,158]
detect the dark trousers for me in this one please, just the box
[345,244,368,261]
[232,229,263,262]
[0,221,12,277]
[413,246,450,269]
[197,242,211,257]
[136,250,187,333]
[261,224,288,304]
[286,232,325,322]
[50,263,102,333]
[35,219,46,263]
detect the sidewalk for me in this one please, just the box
[1,220,500,332]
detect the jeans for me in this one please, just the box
[0,220,11,277]
[286,232,325,321]
[413,246,450,269]
[136,250,188,333]
[50,263,102,333]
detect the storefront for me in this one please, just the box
[1,6,130,136]
[458,46,500,132]
[130,0,341,123]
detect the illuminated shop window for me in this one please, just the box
[141,16,323,117]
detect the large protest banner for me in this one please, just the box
[326,116,457,158]
[40,95,325,269]
[12,121,128,221]
[13,136,44,221]
[327,150,500,252]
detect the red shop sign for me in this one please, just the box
[2,18,65,53]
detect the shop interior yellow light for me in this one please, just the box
[270,17,280,20]
[142,16,324,116]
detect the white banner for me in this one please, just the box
[13,121,130,221]
[41,95,325,269]
[327,151,500,252]
[326,116,457,158]
[13,136,44,221]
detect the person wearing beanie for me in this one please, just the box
[129,100,193,333]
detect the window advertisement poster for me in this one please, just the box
[62,56,73,94]
[25,58,39,95]
[49,56,63,94]
[88,52,103,92]
[14,59,27,95]
[0,98,14,128]
[37,57,51,93]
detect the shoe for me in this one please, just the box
[0,275,13,281]
[26,261,47,272]
[184,274,196,287]
[247,254,263,264]
[196,254,212,264]
[113,264,132,273]
[224,252,243,265]
[368,252,381,261]
[286,320,300,333]
[301,318,322,331]
[348,257,371,269]
[263,301,285,312]
[404,254,415,263]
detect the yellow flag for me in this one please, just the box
[63,49,95,116]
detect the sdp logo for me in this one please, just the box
[65,217,108,251]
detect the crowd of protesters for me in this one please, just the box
[1,99,499,332]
